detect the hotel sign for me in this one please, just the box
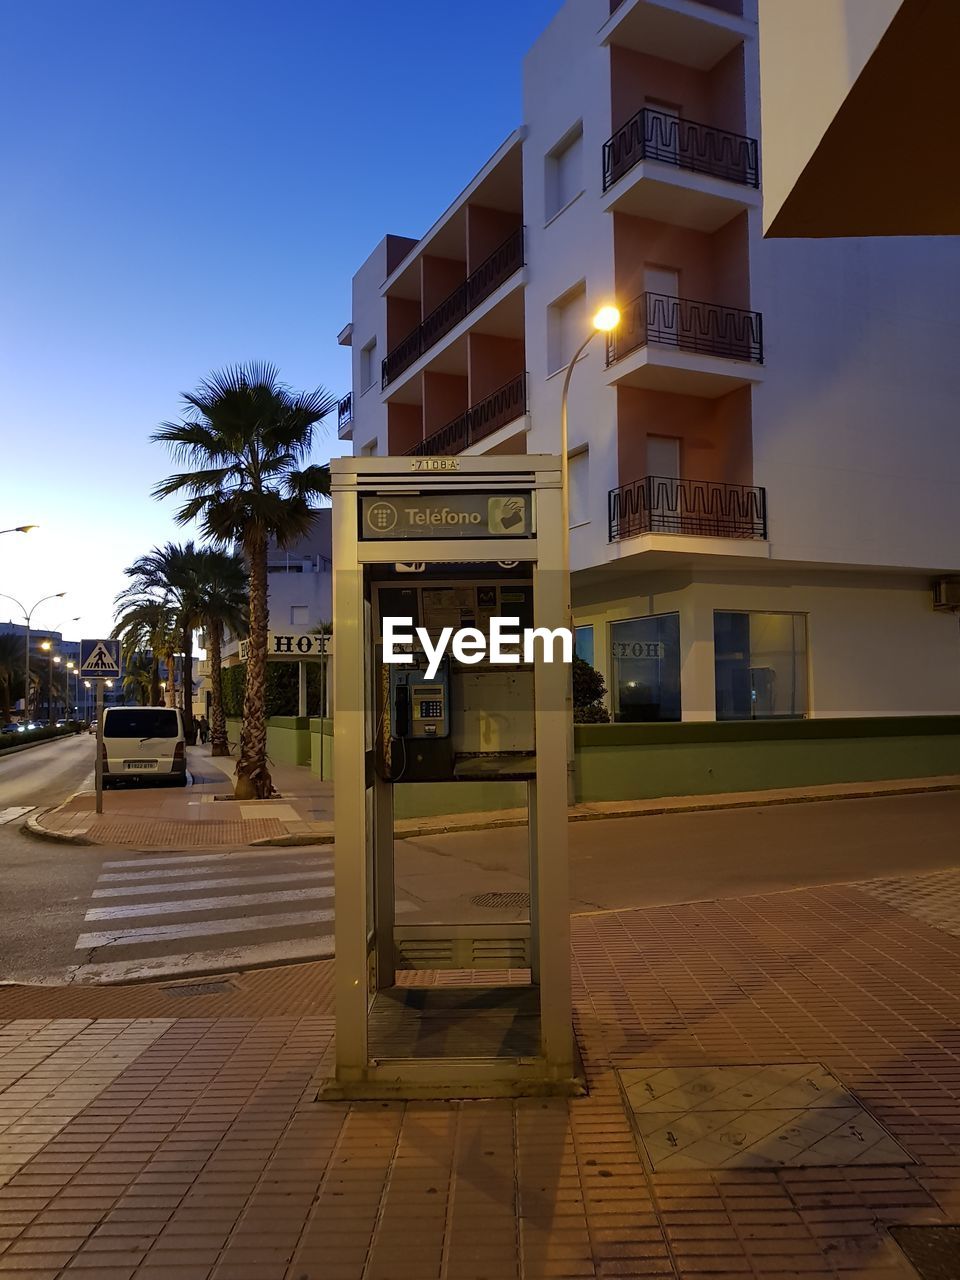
[360,492,533,540]
[239,632,332,661]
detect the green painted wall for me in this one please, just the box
[228,715,960,810]
[574,717,960,801]
[225,717,310,768]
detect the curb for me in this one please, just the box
[23,809,94,846]
[0,731,84,761]
[251,778,960,845]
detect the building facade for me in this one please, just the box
[341,0,960,726]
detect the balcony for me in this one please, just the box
[337,392,353,434]
[606,291,763,396]
[382,228,524,390]
[601,108,759,230]
[603,0,750,73]
[605,108,758,190]
[407,374,527,457]
[609,475,767,541]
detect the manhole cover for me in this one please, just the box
[470,891,530,910]
[890,1225,960,1280]
[618,1063,913,1171]
[162,979,235,998]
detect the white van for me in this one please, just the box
[101,706,188,788]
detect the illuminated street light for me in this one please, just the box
[0,591,66,723]
[556,304,622,795]
[0,525,38,536]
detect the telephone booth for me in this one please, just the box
[321,455,579,1099]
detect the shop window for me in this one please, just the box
[610,613,681,722]
[575,625,594,667]
[714,611,808,720]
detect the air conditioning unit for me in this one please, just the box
[933,579,960,610]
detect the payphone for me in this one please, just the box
[322,455,578,1100]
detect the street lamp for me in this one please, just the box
[0,525,38,536]
[0,591,66,724]
[65,661,76,718]
[40,617,81,720]
[558,304,621,794]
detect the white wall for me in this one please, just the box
[575,570,960,720]
[758,0,903,233]
[753,234,960,573]
[350,239,392,456]
[522,0,619,574]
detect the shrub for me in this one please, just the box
[220,662,330,719]
[572,653,611,724]
[0,723,80,752]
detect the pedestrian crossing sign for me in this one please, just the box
[80,638,121,678]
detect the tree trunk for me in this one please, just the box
[208,622,230,757]
[150,654,161,707]
[181,623,196,745]
[164,650,177,708]
[235,532,273,798]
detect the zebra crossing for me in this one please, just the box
[71,849,350,983]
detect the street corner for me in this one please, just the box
[23,802,96,846]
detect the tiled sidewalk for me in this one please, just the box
[32,751,960,851]
[4,874,960,1276]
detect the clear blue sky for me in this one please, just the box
[0,0,561,638]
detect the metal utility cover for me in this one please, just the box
[619,1063,913,1170]
[890,1225,960,1280]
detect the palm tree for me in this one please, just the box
[152,362,335,798]
[0,634,22,723]
[192,548,247,756]
[112,597,177,707]
[116,542,207,740]
[122,653,154,706]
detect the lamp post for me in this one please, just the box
[83,680,92,722]
[558,304,620,795]
[65,661,76,718]
[40,617,81,721]
[0,591,66,724]
[0,525,38,536]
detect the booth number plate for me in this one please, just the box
[411,457,460,471]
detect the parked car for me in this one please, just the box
[1,723,20,735]
[101,706,187,788]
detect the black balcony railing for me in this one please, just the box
[609,475,767,541]
[407,373,528,457]
[382,227,524,389]
[337,392,352,430]
[603,108,759,191]
[607,291,763,365]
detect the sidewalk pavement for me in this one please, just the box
[28,746,960,850]
[4,867,960,1276]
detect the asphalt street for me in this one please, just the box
[1,734,960,984]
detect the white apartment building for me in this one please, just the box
[340,0,960,725]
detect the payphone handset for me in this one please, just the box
[389,660,450,740]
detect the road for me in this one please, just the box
[2,734,960,984]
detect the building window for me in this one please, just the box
[290,606,309,627]
[360,339,377,392]
[714,611,808,720]
[574,625,594,667]
[545,122,584,221]
[547,281,586,374]
[610,614,681,722]
[569,447,589,527]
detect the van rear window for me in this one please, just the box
[104,710,180,739]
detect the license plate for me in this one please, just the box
[124,760,158,770]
